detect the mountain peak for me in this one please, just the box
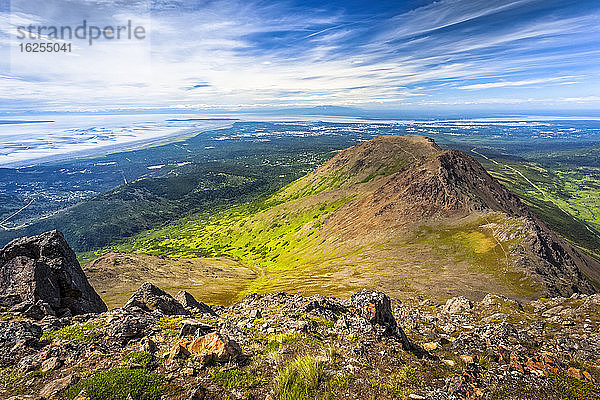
[275,135,443,200]
[318,135,442,183]
[381,148,532,218]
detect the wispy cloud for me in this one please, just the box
[0,0,599,111]
[458,77,578,90]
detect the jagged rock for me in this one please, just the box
[567,367,595,382]
[40,356,62,373]
[166,341,190,364]
[446,363,484,399]
[178,320,215,338]
[0,230,107,316]
[0,286,598,398]
[187,386,206,400]
[139,337,157,353]
[16,353,42,373]
[10,300,55,320]
[481,294,521,310]
[423,341,439,351]
[108,312,156,342]
[175,291,216,316]
[443,296,473,314]
[349,289,429,357]
[300,296,347,320]
[0,320,42,348]
[123,282,189,315]
[482,322,522,348]
[460,354,476,364]
[248,309,262,320]
[350,289,398,336]
[38,315,62,333]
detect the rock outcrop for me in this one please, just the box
[350,289,400,337]
[1,281,599,399]
[350,289,431,357]
[443,296,474,314]
[175,290,216,316]
[123,282,189,315]
[0,230,107,317]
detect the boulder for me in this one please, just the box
[167,331,241,365]
[41,356,62,373]
[178,320,215,338]
[39,374,76,399]
[248,309,262,320]
[0,230,107,316]
[123,282,189,315]
[10,300,55,320]
[108,312,156,342]
[442,296,473,314]
[175,291,216,316]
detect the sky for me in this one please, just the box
[0,0,599,113]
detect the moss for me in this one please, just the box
[66,368,166,400]
[42,321,106,343]
[305,315,335,328]
[270,332,302,343]
[157,316,183,330]
[395,364,424,387]
[194,317,218,326]
[0,367,54,396]
[550,372,600,400]
[157,316,183,337]
[124,351,153,368]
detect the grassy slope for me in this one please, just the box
[86,138,600,304]
[96,146,543,303]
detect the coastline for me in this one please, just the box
[0,119,236,169]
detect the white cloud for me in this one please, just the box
[458,77,577,90]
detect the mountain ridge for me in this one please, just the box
[87,135,599,303]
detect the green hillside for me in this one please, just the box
[84,135,599,304]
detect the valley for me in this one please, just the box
[2,119,600,306]
[84,134,600,305]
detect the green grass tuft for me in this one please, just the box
[211,367,265,388]
[274,355,324,400]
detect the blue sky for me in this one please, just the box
[0,0,599,113]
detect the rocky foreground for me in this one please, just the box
[1,231,599,400]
